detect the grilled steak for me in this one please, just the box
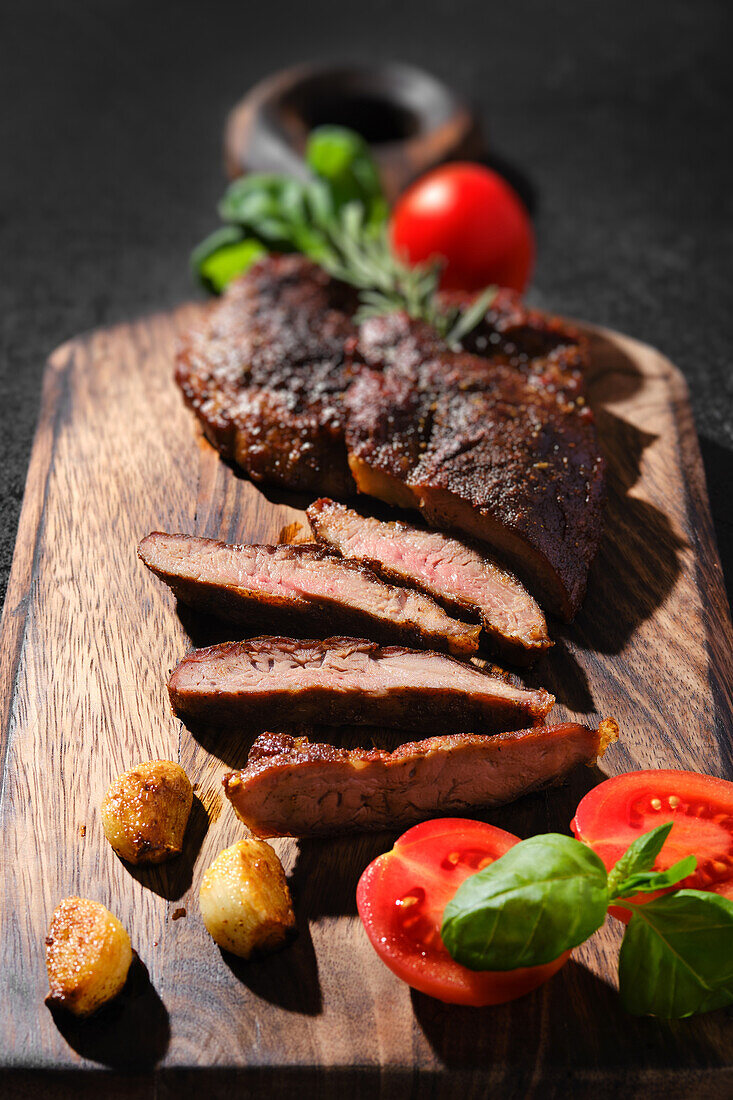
[139,532,479,657]
[175,256,604,617]
[440,286,588,363]
[344,311,603,620]
[168,636,554,732]
[175,254,359,497]
[306,498,550,665]
[224,719,619,837]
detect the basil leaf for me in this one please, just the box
[441,834,609,971]
[306,126,388,227]
[619,890,733,1017]
[608,823,697,900]
[190,227,266,293]
[306,178,337,228]
[218,174,295,221]
[217,173,337,264]
[218,174,307,248]
[607,823,672,897]
[614,856,697,897]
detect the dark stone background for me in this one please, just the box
[1,0,731,608]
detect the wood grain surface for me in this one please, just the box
[1,306,732,1098]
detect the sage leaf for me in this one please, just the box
[619,890,733,1017]
[441,834,609,971]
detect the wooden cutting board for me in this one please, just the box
[1,306,732,1098]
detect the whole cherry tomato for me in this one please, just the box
[391,163,534,294]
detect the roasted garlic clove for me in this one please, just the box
[101,759,193,864]
[45,897,133,1017]
[199,839,296,959]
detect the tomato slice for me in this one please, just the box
[356,818,569,1006]
[572,770,733,920]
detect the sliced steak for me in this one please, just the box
[168,636,554,732]
[306,498,550,665]
[139,532,479,657]
[175,255,359,497]
[224,719,619,837]
[343,312,604,620]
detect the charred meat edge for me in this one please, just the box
[342,310,604,622]
[167,636,554,734]
[174,255,359,499]
[223,719,619,838]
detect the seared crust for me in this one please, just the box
[344,311,604,621]
[440,286,591,363]
[167,635,554,733]
[174,258,604,618]
[224,719,619,837]
[175,254,359,497]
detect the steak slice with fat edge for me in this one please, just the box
[139,532,479,657]
[223,719,619,837]
[168,636,554,732]
[306,498,550,664]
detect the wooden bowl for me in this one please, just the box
[224,63,485,202]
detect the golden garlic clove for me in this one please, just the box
[101,759,193,864]
[199,839,296,959]
[45,897,133,1017]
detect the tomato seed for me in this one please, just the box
[397,895,419,908]
[650,798,662,810]
[668,795,680,808]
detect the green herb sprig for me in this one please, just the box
[192,125,496,347]
[441,822,733,1019]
